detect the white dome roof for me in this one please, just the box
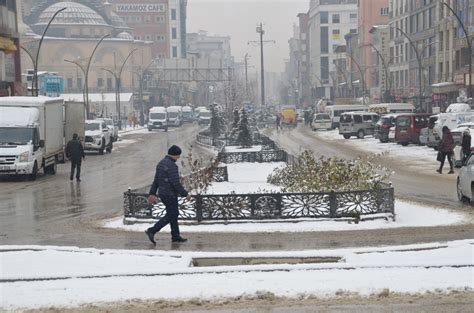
[37,2,108,26]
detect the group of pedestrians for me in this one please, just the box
[436,126,471,174]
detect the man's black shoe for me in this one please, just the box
[172,237,187,243]
[145,229,156,245]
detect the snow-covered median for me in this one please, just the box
[103,199,466,233]
[1,240,472,310]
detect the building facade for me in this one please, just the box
[20,1,153,118]
[110,0,187,59]
[388,0,436,110]
[0,0,22,96]
[357,0,389,101]
[308,0,358,99]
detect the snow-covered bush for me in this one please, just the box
[209,103,226,139]
[268,150,391,193]
[235,109,253,147]
[181,147,219,194]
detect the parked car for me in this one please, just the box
[325,104,368,129]
[394,113,431,146]
[457,153,474,202]
[97,118,118,142]
[339,111,379,139]
[84,120,113,154]
[374,113,401,143]
[419,115,439,147]
[311,113,332,131]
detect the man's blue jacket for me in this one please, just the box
[149,155,188,197]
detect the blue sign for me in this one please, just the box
[40,75,64,96]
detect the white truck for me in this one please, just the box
[84,120,113,154]
[148,106,168,131]
[167,106,182,127]
[0,97,70,180]
[181,105,194,122]
[198,109,211,125]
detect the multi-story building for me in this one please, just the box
[287,24,301,106]
[0,0,22,96]
[186,31,232,67]
[297,12,311,107]
[20,1,153,118]
[109,0,187,59]
[388,0,436,111]
[308,0,358,99]
[357,0,389,101]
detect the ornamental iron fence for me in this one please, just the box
[124,183,394,221]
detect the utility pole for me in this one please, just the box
[244,53,249,98]
[248,23,275,110]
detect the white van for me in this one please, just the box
[368,103,414,114]
[311,113,332,131]
[148,107,168,131]
[325,105,368,129]
[339,111,380,139]
[167,106,182,127]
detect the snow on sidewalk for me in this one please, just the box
[1,240,472,310]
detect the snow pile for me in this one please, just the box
[1,240,472,310]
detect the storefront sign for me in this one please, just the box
[115,4,165,13]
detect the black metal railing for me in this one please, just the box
[124,183,394,221]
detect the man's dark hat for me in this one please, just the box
[168,145,182,156]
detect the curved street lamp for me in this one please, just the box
[441,1,472,98]
[346,52,366,106]
[33,7,67,96]
[64,34,110,118]
[129,58,156,126]
[102,48,138,130]
[369,43,391,102]
[392,26,423,111]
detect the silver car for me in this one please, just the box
[457,153,474,202]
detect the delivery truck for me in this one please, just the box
[0,97,83,180]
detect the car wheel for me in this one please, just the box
[401,142,409,146]
[165,127,168,132]
[29,162,38,181]
[357,130,365,139]
[457,178,468,202]
[148,127,152,131]
[44,162,57,175]
[99,139,105,155]
[343,134,351,139]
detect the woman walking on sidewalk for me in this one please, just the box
[437,126,455,174]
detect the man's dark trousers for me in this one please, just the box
[70,159,82,179]
[150,195,180,239]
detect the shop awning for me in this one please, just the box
[0,37,17,54]
[431,81,459,93]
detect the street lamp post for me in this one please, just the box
[393,26,423,111]
[346,52,366,106]
[441,1,472,99]
[102,48,138,130]
[369,43,391,102]
[65,34,109,118]
[33,7,67,96]
[130,59,155,126]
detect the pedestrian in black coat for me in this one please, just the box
[145,145,191,245]
[462,128,472,164]
[65,133,85,182]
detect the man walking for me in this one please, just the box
[145,145,191,245]
[65,133,85,182]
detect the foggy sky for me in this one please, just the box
[187,0,309,73]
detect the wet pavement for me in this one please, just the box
[1,124,473,251]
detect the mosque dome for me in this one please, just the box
[36,2,108,26]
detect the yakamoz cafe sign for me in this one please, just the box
[115,4,165,12]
